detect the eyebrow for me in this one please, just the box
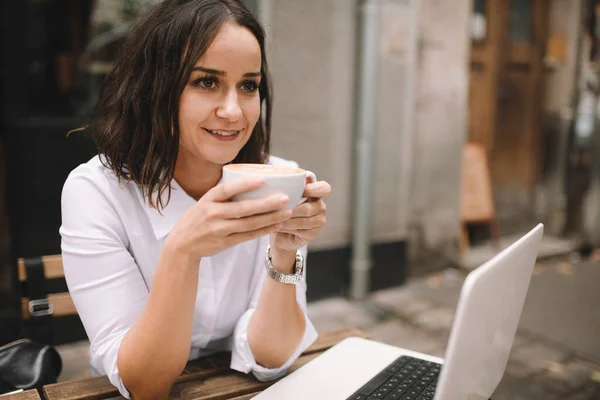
[192,66,261,78]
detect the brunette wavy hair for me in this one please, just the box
[90,0,272,210]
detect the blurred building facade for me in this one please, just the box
[264,0,589,265]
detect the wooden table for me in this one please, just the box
[43,328,367,400]
[0,390,42,400]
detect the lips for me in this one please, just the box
[203,128,242,137]
[202,128,243,142]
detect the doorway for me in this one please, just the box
[468,0,550,222]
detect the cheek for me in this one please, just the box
[179,91,212,127]
[244,96,261,126]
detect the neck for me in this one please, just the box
[174,148,223,201]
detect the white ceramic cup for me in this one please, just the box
[222,163,317,209]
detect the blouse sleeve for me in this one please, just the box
[60,167,148,399]
[230,235,318,381]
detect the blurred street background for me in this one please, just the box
[1,0,600,398]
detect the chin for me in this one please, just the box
[204,150,243,166]
[208,142,251,164]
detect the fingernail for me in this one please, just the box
[279,195,289,204]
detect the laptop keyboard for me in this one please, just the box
[346,355,441,400]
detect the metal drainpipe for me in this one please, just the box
[398,0,419,247]
[350,0,381,301]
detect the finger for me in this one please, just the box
[292,200,326,218]
[276,228,305,234]
[208,177,265,202]
[275,226,321,238]
[221,193,290,219]
[228,222,284,245]
[225,208,293,234]
[302,181,332,199]
[280,214,326,231]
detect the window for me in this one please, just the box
[509,0,533,43]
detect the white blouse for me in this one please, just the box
[59,155,318,399]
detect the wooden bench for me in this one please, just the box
[18,255,76,320]
[17,255,85,345]
[42,328,367,400]
[0,389,42,400]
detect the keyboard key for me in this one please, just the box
[348,395,367,400]
[413,384,426,392]
[384,393,401,399]
[419,380,431,387]
[356,372,393,396]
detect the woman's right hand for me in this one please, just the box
[166,177,292,262]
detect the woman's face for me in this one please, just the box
[178,22,262,167]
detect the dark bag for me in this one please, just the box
[0,338,62,394]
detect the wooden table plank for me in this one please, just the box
[164,352,324,400]
[43,327,367,400]
[0,389,42,400]
[227,393,260,400]
[43,376,119,400]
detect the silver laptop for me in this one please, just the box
[253,224,543,400]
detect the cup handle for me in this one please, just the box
[299,171,317,204]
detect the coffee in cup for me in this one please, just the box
[222,163,316,209]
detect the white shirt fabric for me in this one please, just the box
[59,155,318,399]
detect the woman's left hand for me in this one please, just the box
[270,180,332,253]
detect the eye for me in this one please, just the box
[193,77,219,90]
[240,80,260,93]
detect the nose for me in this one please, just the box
[216,90,242,122]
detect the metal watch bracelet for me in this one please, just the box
[265,246,304,285]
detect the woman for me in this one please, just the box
[60,1,331,398]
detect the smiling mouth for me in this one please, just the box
[203,128,242,137]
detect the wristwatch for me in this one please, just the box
[265,246,304,285]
